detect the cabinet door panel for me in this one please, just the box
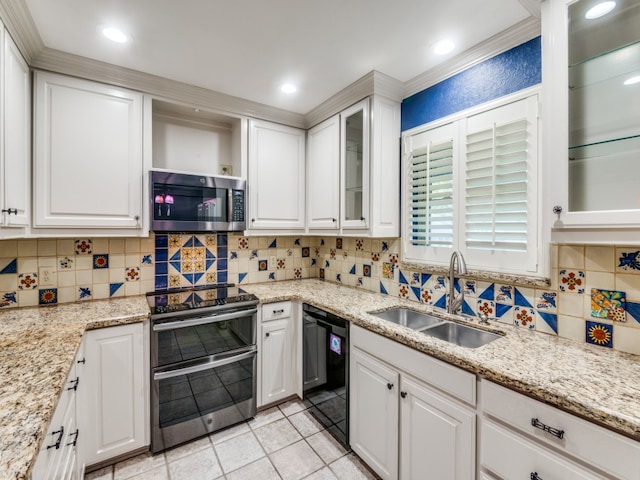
[307,115,340,229]
[33,72,143,229]
[80,323,146,466]
[261,317,293,405]
[248,119,305,230]
[350,347,398,480]
[400,375,475,480]
[2,32,30,229]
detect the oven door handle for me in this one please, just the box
[153,348,257,381]
[153,308,258,331]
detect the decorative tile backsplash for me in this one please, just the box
[1,236,639,355]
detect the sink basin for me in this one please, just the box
[420,321,502,348]
[370,308,445,330]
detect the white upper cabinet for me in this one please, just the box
[247,118,306,231]
[307,95,400,237]
[0,27,30,237]
[307,114,340,230]
[33,71,145,235]
[543,0,640,243]
[341,99,370,230]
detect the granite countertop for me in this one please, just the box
[242,280,640,440]
[0,296,149,480]
[3,279,640,479]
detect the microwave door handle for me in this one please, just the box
[154,348,257,381]
[153,308,258,331]
[227,189,233,223]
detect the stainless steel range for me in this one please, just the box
[147,284,258,453]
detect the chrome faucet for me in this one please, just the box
[447,251,467,315]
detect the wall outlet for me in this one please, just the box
[219,164,233,176]
[38,267,57,286]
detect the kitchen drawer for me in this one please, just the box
[262,301,291,321]
[482,419,604,480]
[481,380,640,479]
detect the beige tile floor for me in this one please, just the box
[85,399,380,480]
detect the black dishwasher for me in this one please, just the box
[302,304,349,447]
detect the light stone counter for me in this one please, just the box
[0,296,149,480]
[4,279,640,479]
[243,280,640,440]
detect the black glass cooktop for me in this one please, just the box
[146,284,258,316]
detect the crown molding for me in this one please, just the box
[0,0,43,62]
[305,70,403,128]
[403,16,541,99]
[518,0,543,18]
[31,47,307,129]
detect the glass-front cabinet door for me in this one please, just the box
[544,0,640,241]
[340,99,369,229]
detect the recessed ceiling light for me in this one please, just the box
[433,39,455,56]
[281,83,297,94]
[102,26,128,44]
[585,1,616,19]
[624,75,640,86]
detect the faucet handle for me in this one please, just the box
[478,312,491,325]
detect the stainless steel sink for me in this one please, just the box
[369,308,445,330]
[420,321,502,348]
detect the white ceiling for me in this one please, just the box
[23,0,535,114]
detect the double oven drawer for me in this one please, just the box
[151,304,258,453]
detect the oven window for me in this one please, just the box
[153,183,228,223]
[157,356,254,428]
[156,317,254,366]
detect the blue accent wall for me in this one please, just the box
[401,37,541,131]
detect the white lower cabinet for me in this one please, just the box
[350,325,476,480]
[480,380,640,480]
[78,323,147,468]
[32,343,84,480]
[258,301,298,407]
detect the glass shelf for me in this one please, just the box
[569,134,640,154]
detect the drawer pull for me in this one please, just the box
[67,429,79,447]
[400,391,407,398]
[273,309,284,315]
[67,377,79,391]
[531,418,564,439]
[387,383,394,390]
[46,426,64,450]
[530,473,543,480]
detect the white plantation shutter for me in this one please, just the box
[462,95,539,273]
[401,92,540,275]
[403,123,457,264]
[465,118,529,251]
[409,139,454,246]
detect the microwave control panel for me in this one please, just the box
[232,190,245,222]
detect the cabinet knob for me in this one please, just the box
[252,218,256,222]
[77,358,85,364]
[552,205,562,217]
[332,218,336,222]
[386,383,393,390]
[265,332,270,337]
[530,473,543,480]
[400,391,407,398]
[360,216,365,221]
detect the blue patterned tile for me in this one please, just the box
[268,238,277,249]
[78,287,92,300]
[380,282,388,295]
[218,271,228,283]
[258,260,268,271]
[155,234,168,248]
[142,254,153,265]
[626,302,640,325]
[461,300,475,316]
[495,303,513,319]
[586,321,613,348]
[363,265,371,277]
[217,259,227,271]
[537,312,558,334]
[349,265,356,275]
[0,259,17,274]
[217,233,227,246]
[39,288,57,305]
[536,291,557,311]
[433,293,448,309]
[495,285,513,304]
[479,284,494,301]
[410,286,421,301]
[0,292,17,308]
[399,270,409,285]
[514,288,534,308]
[154,275,167,290]
[618,249,640,271]
[421,273,432,286]
[238,272,248,284]
[93,254,109,269]
[110,283,124,296]
[302,247,310,258]
[336,273,342,283]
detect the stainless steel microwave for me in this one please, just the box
[150,170,246,232]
